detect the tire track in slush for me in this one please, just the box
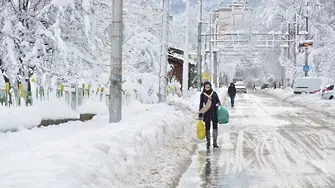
[246,94,289,174]
[279,116,325,160]
[178,92,335,188]
[247,93,335,187]
[268,130,326,187]
[273,129,334,188]
[237,94,280,173]
[249,93,325,161]
[272,131,318,187]
[234,130,244,172]
[241,94,298,187]
[234,94,267,171]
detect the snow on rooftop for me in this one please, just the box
[169,52,184,61]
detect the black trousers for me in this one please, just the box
[205,121,218,130]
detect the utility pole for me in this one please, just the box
[292,13,297,87]
[304,0,309,77]
[159,0,170,102]
[109,0,123,123]
[287,23,290,61]
[283,23,290,88]
[213,51,218,89]
[209,13,213,83]
[197,0,203,91]
[294,14,297,68]
[182,0,190,97]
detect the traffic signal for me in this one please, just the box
[299,41,313,48]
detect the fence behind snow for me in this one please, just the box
[0,81,133,109]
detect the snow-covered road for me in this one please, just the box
[177,91,335,188]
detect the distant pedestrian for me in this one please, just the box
[198,81,221,149]
[228,82,236,107]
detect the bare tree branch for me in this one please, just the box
[9,0,20,14]
[23,0,29,12]
[31,0,44,12]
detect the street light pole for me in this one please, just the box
[182,0,190,97]
[109,0,123,123]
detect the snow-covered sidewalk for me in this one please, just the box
[264,88,335,116]
[0,95,199,188]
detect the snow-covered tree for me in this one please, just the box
[256,0,335,83]
[0,0,170,103]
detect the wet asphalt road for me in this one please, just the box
[177,91,335,188]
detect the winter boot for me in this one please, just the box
[213,129,219,148]
[206,130,211,149]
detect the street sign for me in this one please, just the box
[203,72,210,81]
[303,65,310,72]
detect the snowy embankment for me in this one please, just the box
[0,101,80,132]
[0,94,199,188]
[264,88,335,116]
[0,98,111,132]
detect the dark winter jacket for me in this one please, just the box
[228,84,236,97]
[198,91,221,122]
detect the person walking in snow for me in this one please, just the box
[198,81,221,149]
[228,82,236,107]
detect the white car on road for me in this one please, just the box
[235,81,247,93]
[252,79,263,90]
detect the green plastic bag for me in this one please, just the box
[218,105,229,124]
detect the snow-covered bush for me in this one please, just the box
[123,73,159,104]
[166,77,182,97]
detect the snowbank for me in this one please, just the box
[77,99,108,115]
[123,73,160,104]
[0,96,199,188]
[0,106,41,132]
[264,88,335,115]
[0,101,79,132]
